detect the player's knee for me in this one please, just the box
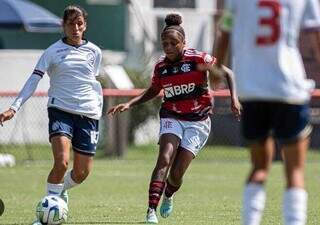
[157,155,171,169]
[72,169,90,183]
[53,160,69,174]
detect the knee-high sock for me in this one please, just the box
[283,188,307,225]
[63,170,79,191]
[47,183,64,196]
[242,183,266,225]
[148,181,165,210]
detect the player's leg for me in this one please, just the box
[146,118,181,224]
[61,114,99,203]
[243,138,274,225]
[241,102,274,225]
[46,108,73,197]
[32,108,73,224]
[71,152,93,183]
[282,139,309,225]
[47,135,71,196]
[276,103,311,225]
[160,148,194,218]
[146,133,180,224]
[160,117,211,218]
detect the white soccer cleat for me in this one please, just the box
[145,208,158,224]
[160,196,173,218]
[60,190,68,204]
[31,220,42,225]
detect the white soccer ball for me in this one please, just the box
[36,195,68,225]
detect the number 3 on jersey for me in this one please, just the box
[256,0,281,45]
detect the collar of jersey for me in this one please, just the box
[62,37,88,48]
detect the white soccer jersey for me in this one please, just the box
[224,0,320,103]
[12,39,103,120]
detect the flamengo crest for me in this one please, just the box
[181,63,191,72]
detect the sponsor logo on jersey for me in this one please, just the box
[56,48,69,53]
[164,83,195,98]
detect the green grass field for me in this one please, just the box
[0,145,319,225]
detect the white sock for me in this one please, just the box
[63,170,79,191]
[242,183,266,225]
[47,182,64,196]
[283,188,307,225]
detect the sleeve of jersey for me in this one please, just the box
[10,50,49,112]
[201,53,216,65]
[34,49,50,73]
[302,0,320,30]
[10,74,42,112]
[94,48,102,76]
[151,68,162,92]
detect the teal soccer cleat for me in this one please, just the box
[160,196,173,218]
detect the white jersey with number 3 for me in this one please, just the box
[225,0,320,103]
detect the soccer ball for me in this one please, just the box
[36,195,68,225]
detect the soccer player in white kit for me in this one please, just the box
[0,5,103,224]
[212,0,320,224]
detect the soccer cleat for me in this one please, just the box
[145,207,158,224]
[60,190,68,204]
[160,195,173,218]
[31,220,43,225]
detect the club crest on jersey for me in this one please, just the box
[86,52,95,65]
[164,83,195,98]
[181,63,191,73]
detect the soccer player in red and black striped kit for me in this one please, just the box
[108,13,241,224]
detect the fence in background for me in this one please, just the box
[1,89,320,162]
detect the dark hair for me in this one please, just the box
[161,13,185,40]
[63,5,88,23]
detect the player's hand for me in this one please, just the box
[231,98,241,121]
[107,103,130,115]
[0,108,16,126]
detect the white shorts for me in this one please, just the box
[159,117,211,156]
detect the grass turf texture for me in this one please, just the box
[0,145,319,224]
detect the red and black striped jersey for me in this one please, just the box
[152,48,216,121]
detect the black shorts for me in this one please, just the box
[241,101,312,143]
[48,107,99,156]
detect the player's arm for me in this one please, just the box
[107,85,161,115]
[215,10,240,119]
[223,66,241,120]
[200,10,233,88]
[303,0,320,61]
[313,31,320,62]
[0,73,42,125]
[214,8,233,67]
